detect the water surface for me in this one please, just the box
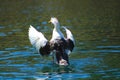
[0,0,120,80]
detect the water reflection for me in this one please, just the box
[0,49,119,79]
[0,0,120,80]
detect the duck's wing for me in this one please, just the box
[63,26,75,55]
[28,25,50,56]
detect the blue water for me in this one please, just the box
[0,0,120,80]
[0,41,120,80]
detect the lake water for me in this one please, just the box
[0,0,120,80]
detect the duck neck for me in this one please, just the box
[52,23,64,39]
[54,22,60,31]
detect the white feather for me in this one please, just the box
[50,28,64,42]
[28,25,48,52]
[62,26,75,55]
[50,17,64,42]
[63,26,75,45]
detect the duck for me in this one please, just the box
[28,17,75,66]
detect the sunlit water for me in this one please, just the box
[0,0,120,80]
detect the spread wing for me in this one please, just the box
[63,26,75,55]
[28,25,50,56]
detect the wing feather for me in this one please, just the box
[28,25,48,53]
[63,26,75,55]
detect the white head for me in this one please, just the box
[49,17,59,26]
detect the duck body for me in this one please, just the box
[28,17,75,66]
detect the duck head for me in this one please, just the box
[49,17,60,28]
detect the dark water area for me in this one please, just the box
[0,0,120,80]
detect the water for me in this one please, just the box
[0,0,120,80]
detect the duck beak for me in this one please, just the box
[48,20,51,23]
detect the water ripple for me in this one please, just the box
[0,32,7,36]
[80,50,120,53]
[96,46,120,49]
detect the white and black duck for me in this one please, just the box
[28,17,75,66]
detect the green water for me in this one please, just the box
[0,0,120,80]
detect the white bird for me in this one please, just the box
[28,17,75,66]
